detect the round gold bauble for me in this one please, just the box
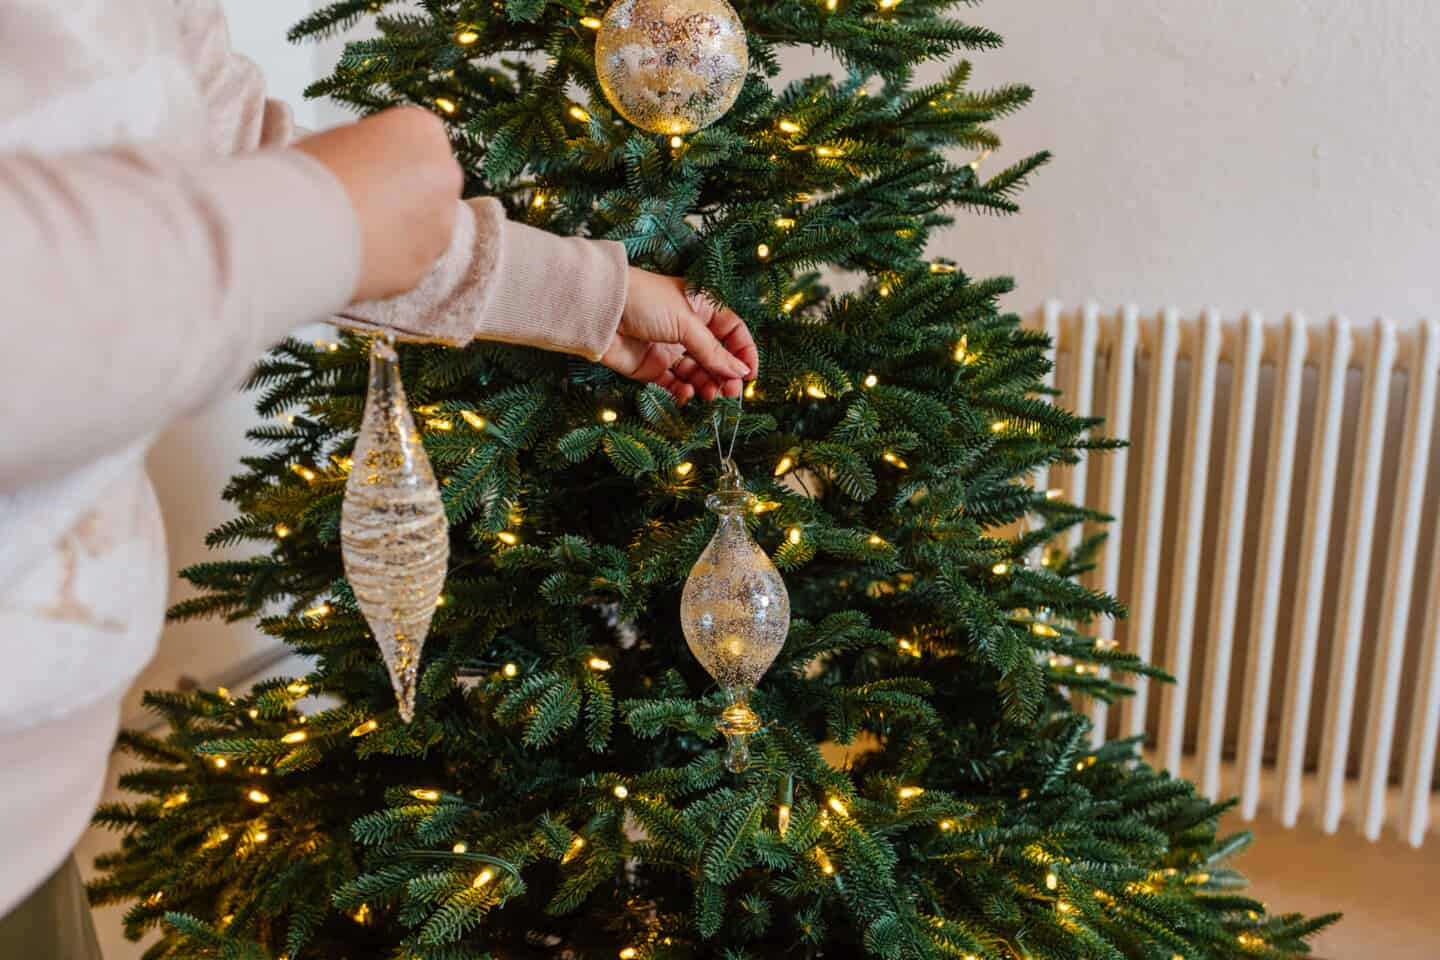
[594,0,748,135]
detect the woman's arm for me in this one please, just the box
[0,4,461,491]
[179,0,755,395]
[178,0,630,355]
[0,143,361,491]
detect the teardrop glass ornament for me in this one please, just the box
[341,336,449,723]
[680,463,790,772]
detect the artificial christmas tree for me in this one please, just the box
[89,1,1337,957]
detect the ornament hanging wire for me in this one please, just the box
[711,395,744,474]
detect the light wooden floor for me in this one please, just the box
[77,656,1440,960]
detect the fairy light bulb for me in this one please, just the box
[569,105,591,122]
[588,656,613,671]
[815,848,835,874]
[457,29,480,44]
[600,409,619,423]
[453,842,468,854]
[411,788,441,801]
[777,803,791,836]
[280,731,307,744]
[680,464,790,773]
[502,662,518,677]
[613,784,629,799]
[350,719,378,737]
[863,373,878,388]
[773,456,794,477]
[247,789,270,804]
[472,868,495,887]
[435,97,457,114]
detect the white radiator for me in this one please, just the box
[1030,303,1440,847]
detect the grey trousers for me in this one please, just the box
[0,857,103,959]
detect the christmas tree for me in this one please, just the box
[90,1,1337,957]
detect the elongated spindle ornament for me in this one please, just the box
[341,336,449,722]
[680,462,790,772]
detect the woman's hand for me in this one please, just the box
[601,269,758,402]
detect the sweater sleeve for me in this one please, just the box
[178,0,630,361]
[339,200,630,360]
[0,145,360,491]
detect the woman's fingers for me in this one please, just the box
[709,305,759,381]
[678,312,750,382]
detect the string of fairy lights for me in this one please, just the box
[223,22,1260,951]
[181,637,1264,960]
[181,613,1245,958]
[281,310,1121,696]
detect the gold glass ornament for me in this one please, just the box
[680,462,790,772]
[341,336,449,723]
[594,0,748,135]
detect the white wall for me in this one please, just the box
[945,0,1440,325]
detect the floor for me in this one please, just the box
[76,657,1440,960]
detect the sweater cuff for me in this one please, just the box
[488,214,630,361]
[338,199,628,361]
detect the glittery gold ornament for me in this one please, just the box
[680,463,790,772]
[594,0,748,135]
[341,336,449,723]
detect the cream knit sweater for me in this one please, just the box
[0,0,628,915]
